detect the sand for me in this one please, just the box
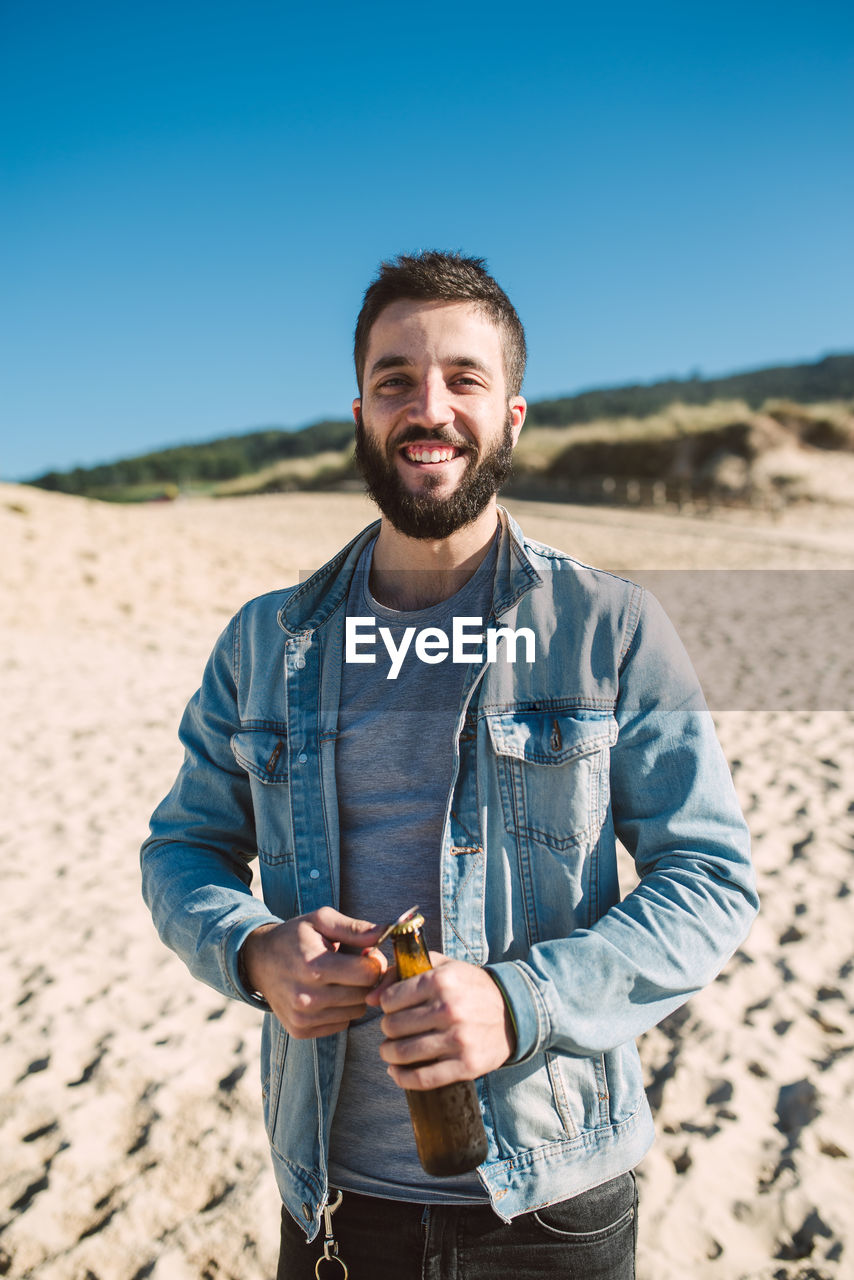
[1,483,852,1279]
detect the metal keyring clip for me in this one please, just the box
[315,1189,348,1278]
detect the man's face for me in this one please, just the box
[353,300,526,540]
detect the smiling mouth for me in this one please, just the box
[400,443,466,465]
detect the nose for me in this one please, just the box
[406,371,454,430]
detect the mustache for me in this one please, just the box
[392,426,475,453]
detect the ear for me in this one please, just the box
[509,397,526,447]
[352,397,361,426]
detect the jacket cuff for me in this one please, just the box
[484,961,549,1065]
[225,915,278,1011]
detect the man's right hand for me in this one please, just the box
[239,907,388,1039]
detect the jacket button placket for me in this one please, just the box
[287,635,328,913]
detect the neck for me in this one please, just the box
[370,503,500,611]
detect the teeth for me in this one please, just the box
[407,447,458,463]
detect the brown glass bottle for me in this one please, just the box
[389,912,489,1177]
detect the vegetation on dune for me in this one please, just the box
[524,353,854,427]
[31,419,355,500]
[23,354,854,507]
[513,399,854,476]
[509,399,854,506]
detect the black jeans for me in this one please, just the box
[277,1172,637,1279]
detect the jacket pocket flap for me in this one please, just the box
[486,710,617,765]
[231,730,289,782]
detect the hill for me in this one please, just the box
[524,352,854,427]
[28,418,356,502]
[26,352,854,504]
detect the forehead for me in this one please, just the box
[364,299,505,371]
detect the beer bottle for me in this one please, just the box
[389,912,489,1177]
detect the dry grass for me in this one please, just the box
[212,447,355,495]
[191,398,854,503]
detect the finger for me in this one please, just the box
[379,997,448,1042]
[361,948,389,981]
[282,986,371,1034]
[386,1058,470,1090]
[289,1016,363,1040]
[309,906,386,949]
[364,967,398,1006]
[309,947,390,988]
[289,980,376,1018]
[377,969,435,1013]
[379,1029,450,1068]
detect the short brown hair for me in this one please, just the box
[354,250,527,397]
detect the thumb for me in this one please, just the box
[309,906,385,948]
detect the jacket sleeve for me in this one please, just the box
[487,587,759,1062]
[140,613,280,1008]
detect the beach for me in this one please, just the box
[2,483,852,1279]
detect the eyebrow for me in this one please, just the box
[368,354,494,378]
[368,355,411,377]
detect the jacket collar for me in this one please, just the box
[277,506,542,637]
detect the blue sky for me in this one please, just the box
[2,0,852,479]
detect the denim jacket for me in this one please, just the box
[141,510,757,1238]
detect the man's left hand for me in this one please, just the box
[365,955,515,1089]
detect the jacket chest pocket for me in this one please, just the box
[486,710,617,851]
[230,728,295,866]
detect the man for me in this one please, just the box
[141,252,757,1278]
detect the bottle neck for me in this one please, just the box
[392,928,432,980]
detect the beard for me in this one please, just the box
[354,410,515,540]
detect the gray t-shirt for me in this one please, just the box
[327,533,497,1203]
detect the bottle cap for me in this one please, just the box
[390,911,425,936]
